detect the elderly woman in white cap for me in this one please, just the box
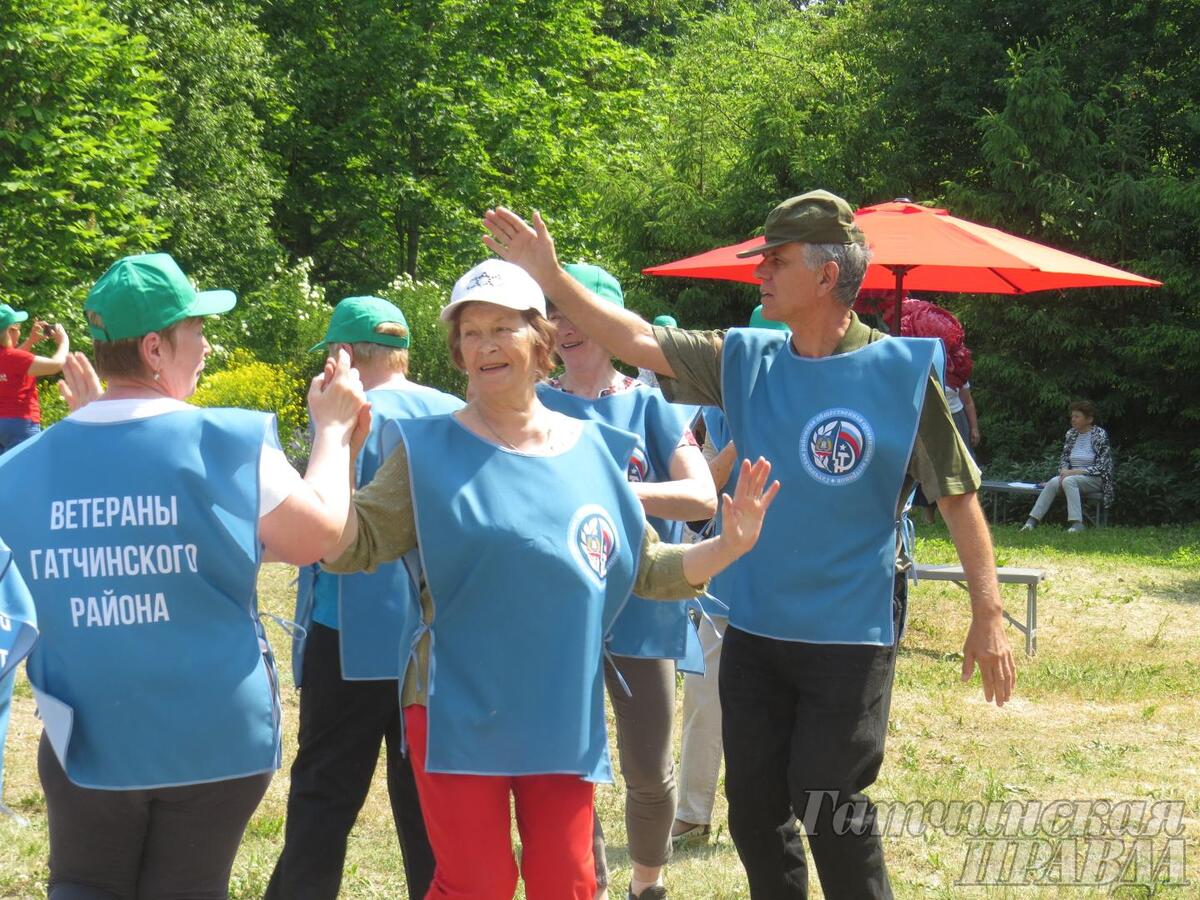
[323,258,779,900]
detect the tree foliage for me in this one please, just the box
[263,0,650,298]
[107,0,289,292]
[2,0,1196,520]
[0,0,166,316]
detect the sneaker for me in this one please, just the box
[1020,518,1037,532]
[1067,522,1086,533]
[670,822,711,848]
[628,886,668,900]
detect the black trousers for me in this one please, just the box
[720,586,903,900]
[266,623,434,900]
[39,734,271,900]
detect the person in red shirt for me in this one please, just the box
[0,303,70,454]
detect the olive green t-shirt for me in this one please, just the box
[325,437,702,706]
[652,312,981,504]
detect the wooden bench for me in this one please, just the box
[912,563,1046,656]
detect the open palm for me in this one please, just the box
[721,457,781,556]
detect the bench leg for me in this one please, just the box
[1026,583,1037,656]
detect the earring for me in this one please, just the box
[153,371,161,381]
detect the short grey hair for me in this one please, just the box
[350,341,409,375]
[803,242,873,306]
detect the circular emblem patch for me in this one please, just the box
[800,408,875,486]
[626,446,650,483]
[568,505,621,585]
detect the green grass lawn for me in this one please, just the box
[2,523,1198,898]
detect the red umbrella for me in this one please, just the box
[643,200,1162,327]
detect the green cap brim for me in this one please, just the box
[736,238,793,259]
[188,289,237,317]
[1,310,30,326]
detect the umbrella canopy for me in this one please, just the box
[643,200,1161,326]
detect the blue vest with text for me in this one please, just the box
[401,415,643,781]
[721,330,940,645]
[537,383,695,661]
[0,409,280,789]
[293,385,464,684]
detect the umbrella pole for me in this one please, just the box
[891,267,911,334]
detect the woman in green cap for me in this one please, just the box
[0,252,368,900]
[539,263,716,900]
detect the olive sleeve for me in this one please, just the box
[908,374,982,501]
[322,441,418,574]
[633,525,706,599]
[652,326,727,409]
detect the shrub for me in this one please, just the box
[983,448,1200,526]
[191,350,309,463]
[378,275,467,398]
[204,258,331,377]
[37,379,68,427]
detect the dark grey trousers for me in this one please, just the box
[39,734,271,900]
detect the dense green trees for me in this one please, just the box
[262,0,649,295]
[594,0,1198,521]
[1,0,1196,517]
[108,0,288,292]
[0,0,166,319]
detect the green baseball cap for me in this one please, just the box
[84,253,235,342]
[0,303,29,329]
[749,304,789,331]
[736,189,865,257]
[563,263,624,308]
[310,295,410,352]
[653,314,678,328]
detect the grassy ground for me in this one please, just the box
[2,523,1198,898]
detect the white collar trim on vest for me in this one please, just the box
[68,397,193,423]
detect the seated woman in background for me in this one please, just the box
[1022,399,1114,533]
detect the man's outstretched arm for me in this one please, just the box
[483,207,675,376]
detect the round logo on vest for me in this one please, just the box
[568,504,620,585]
[626,445,650,483]
[800,407,875,486]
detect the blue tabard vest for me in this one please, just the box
[0,409,281,789]
[0,537,37,797]
[720,330,941,645]
[536,383,697,662]
[400,415,644,781]
[292,385,464,685]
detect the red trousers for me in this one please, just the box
[404,705,597,900]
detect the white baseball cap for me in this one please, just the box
[440,259,546,322]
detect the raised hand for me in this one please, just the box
[482,207,560,284]
[57,352,104,412]
[308,346,368,436]
[718,457,781,558]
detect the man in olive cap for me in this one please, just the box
[483,192,1014,900]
